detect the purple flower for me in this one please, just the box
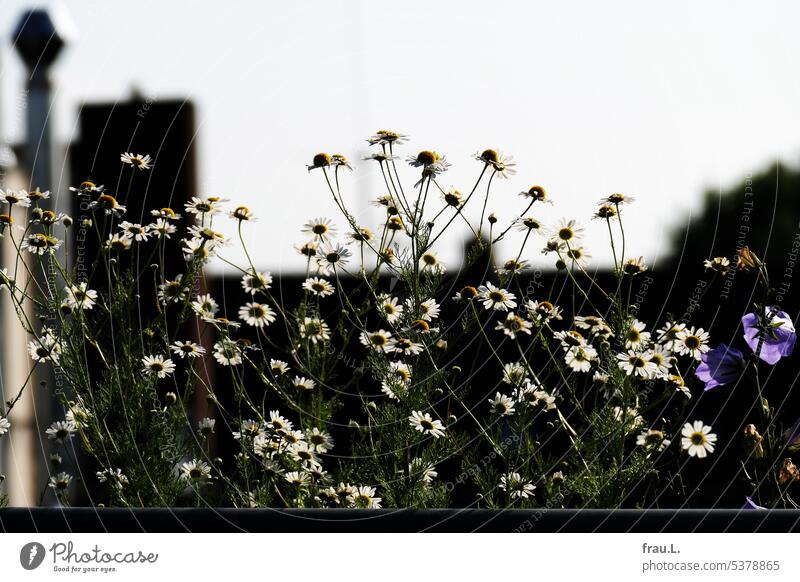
[742,496,766,510]
[695,343,745,390]
[742,307,796,365]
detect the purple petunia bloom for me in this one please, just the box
[695,343,745,390]
[742,307,796,365]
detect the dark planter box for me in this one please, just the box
[2,508,799,532]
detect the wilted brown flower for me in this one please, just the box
[778,458,799,486]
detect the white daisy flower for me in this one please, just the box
[488,392,516,416]
[198,417,216,437]
[105,233,132,250]
[316,244,352,273]
[213,340,242,366]
[118,221,150,242]
[350,485,382,508]
[408,410,446,438]
[159,276,189,304]
[179,459,212,482]
[306,427,334,453]
[551,218,584,245]
[149,218,177,238]
[241,270,273,295]
[478,282,517,311]
[681,421,717,458]
[624,319,651,350]
[409,458,438,484]
[293,376,316,391]
[499,472,536,499]
[675,326,710,361]
[502,362,528,386]
[389,337,423,356]
[27,337,62,364]
[284,471,311,487]
[616,351,658,378]
[525,299,563,323]
[48,472,73,493]
[65,282,97,310]
[360,329,393,352]
[191,293,218,318]
[0,415,10,436]
[171,341,206,359]
[120,152,153,170]
[565,345,597,373]
[636,429,671,452]
[495,312,532,339]
[46,420,77,443]
[299,317,331,344]
[269,359,289,376]
[0,189,31,207]
[417,298,440,322]
[656,321,686,351]
[647,345,672,377]
[238,302,277,328]
[184,196,226,216]
[302,276,335,297]
[268,411,293,432]
[65,402,91,428]
[378,295,404,324]
[302,217,337,241]
[142,355,176,378]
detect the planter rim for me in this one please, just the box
[1,508,798,533]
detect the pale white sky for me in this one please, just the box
[2,0,800,273]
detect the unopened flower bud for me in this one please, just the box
[164,392,177,406]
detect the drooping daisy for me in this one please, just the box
[360,329,393,352]
[88,194,127,217]
[238,302,277,328]
[120,152,153,170]
[478,283,517,311]
[443,189,463,208]
[105,233,132,251]
[213,340,242,366]
[96,468,129,488]
[302,217,337,241]
[616,350,658,379]
[565,345,597,373]
[46,420,76,443]
[574,315,613,338]
[516,216,543,233]
[408,410,446,438]
[624,319,651,350]
[499,472,536,500]
[179,459,212,482]
[65,282,98,311]
[171,340,206,359]
[302,276,335,297]
[489,392,516,416]
[553,330,586,349]
[350,485,382,508]
[230,205,255,222]
[636,429,671,452]
[526,299,563,323]
[299,317,331,344]
[270,359,289,375]
[496,312,533,339]
[602,192,635,206]
[675,326,710,361]
[191,293,218,318]
[241,270,273,295]
[198,417,216,437]
[293,376,316,391]
[142,355,175,378]
[367,130,408,146]
[378,295,404,323]
[389,337,424,356]
[519,185,550,203]
[681,421,717,458]
[150,207,181,221]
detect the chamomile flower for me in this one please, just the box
[0,416,10,436]
[602,192,635,206]
[552,219,584,245]
[65,402,92,429]
[350,485,382,508]
[179,459,212,482]
[378,295,404,323]
[417,298,440,321]
[574,315,613,338]
[184,196,227,216]
[389,337,423,356]
[656,321,686,351]
[46,420,76,443]
[306,427,334,453]
[118,221,150,242]
[284,471,311,487]
[675,326,710,361]
[295,241,319,258]
[489,392,516,416]
[142,355,176,378]
[497,258,528,276]
[88,194,127,217]
[270,359,289,375]
[241,270,273,295]
[647,345,672,377]
[238,302,277,328]
[65,282,98,310]
[105,233,132,250]
[171,341,206,359]
[624,319,651,350]
[681,421,717,458]
[703,256,731,275]
[268,410,293,432]
[230,205,255,222]
[149,218,177,238]
[367,130,408,146]
[21,233,61,255]
[478,283,517,311]
[409,459,438,484]
[191,293,218,317]
[516,217,543,233]
[213,340,242,366]
[316,244,352,273]
[49,472,73,493]
[293,376,317,391]
[302,217,337,241]
[553,330,586,349]
[419,251,444,272]
[622,256,648,276]
[520,185,549,203]
[616,351,658,379]
[565,345,598,373]
[302,276,335,297]
[526,299,563,323]
[502,362,528,386]
[496,312,533,339]
[120,152,153,170]
[636,429,671,452]
[0,189,31,207]
[198,417,216,437]
[299,317,331,344]
[27,337,62,364]
[408,411,446,438]
[443,189,463,208]
[360,329,393,352]
[499,473,536,499]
